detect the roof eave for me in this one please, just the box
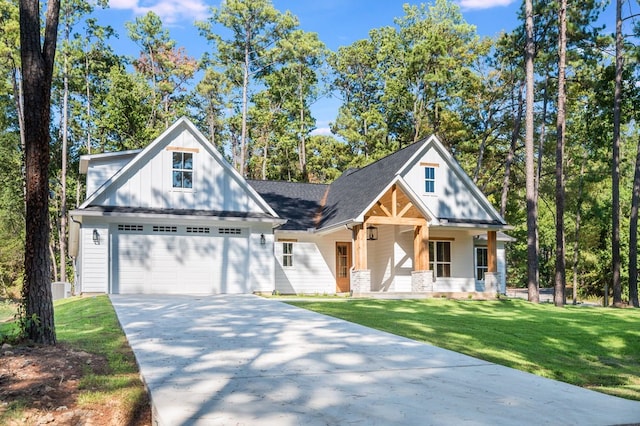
[69,208,287,225]
[434,221,513,231]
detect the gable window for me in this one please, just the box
[282,242,294,267]
[424,166,435,193]
[172,152,193,189]
[475,247,488,281]
[429,241,451,277]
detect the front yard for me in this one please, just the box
[288,298,640,401]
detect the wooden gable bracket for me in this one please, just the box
[366,184,426,226]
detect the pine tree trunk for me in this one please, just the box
[19,0,60,344]
[501,82,524,218]
[629,135,640,308]
[525,0,539,303]
[554,0,567,307]
[572,150,587,305]
[612,0,623,307]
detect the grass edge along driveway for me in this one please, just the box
[288,298,640,401]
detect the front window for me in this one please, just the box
[429,241,451,277]
[172,152,193,189]
[424,166,435,193]
[282,242,293,267]
[476,247,488,281]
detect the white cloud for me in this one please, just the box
[109,0,208,25]
[457,0,515,11]
[310,127,333,136]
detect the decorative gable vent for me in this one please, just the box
[152,225,177,233]
[117,224,143,232]
[218,227,242,235]
[186,227,211,234]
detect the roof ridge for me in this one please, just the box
[246,179,329,187]
[342,138,427,177]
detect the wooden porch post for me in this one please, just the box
[487,230,497,273]
[353,224,367,270]
[413,220,429,271]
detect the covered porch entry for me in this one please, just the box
[348,183,500,295]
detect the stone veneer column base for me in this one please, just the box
[350,270,371,294]
[412,270,433,292]
[484,272,501,293]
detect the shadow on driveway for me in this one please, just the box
[111,294,640,425]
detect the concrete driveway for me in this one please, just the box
[110,294,640,425]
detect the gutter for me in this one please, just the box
[69,209,288,226]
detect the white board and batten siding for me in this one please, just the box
[402,146,494,222]
[249,225,275,293]
[79,223,109,293]
[274,230,351,294]
[369,226,414,292]
[84,153,137,197]
[90,129,266,214]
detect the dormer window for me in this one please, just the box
[172,152,193,189]
[424,166,435,193]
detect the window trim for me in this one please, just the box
[424,166,436,193]
[475,246,488,281]
[171,151,194,190]
[282,242,294,268]
[429,240,451,278]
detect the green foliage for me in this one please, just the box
[126,11,197,129]
[0,0,638,303]
[291,299,640,400]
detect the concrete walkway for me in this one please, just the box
[110,295,640,426]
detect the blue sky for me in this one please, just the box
[94,0,618,135]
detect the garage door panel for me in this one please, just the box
[114,227,248,294]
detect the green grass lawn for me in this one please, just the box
[288,298,640,401]
[0,299,17,323]
[0,296,148,423]
[54,296,148,416]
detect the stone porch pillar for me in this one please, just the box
[351,224,371,294]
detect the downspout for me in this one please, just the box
[69,215,82,295]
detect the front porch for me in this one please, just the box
[348,183,502,295]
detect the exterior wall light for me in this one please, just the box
[260,233,266,246]
[367,225,378,241]
[92,229,100,245]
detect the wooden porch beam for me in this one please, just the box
[353,224,367,270]
[487,230,497,273]
[413,223,429,271]
[391,184,397,217]
[377,201,392,217]
[367,216,426,226]
[397,201,413,218]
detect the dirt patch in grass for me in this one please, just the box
[0,342,150,425]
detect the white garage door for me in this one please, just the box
[113,224,249,294]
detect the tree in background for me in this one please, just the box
[197,0,297,176]
[330,38,387,165]
[524,0,539,303]
[193,57,231,149]
[19,0,60,344]
[554,0,567,307]
[126,11,197,130]
[274,29,327,181]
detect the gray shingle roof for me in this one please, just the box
[318,140,425,229]
[247,180,329,230]
[248,140,426,231]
